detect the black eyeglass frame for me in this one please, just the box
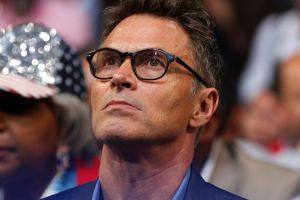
[86,48,209,87]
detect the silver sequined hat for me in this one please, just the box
[0,22,86,99]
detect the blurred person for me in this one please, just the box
[197,1,300,198]
[235,47,300,172]
[198,1,286,149]
[0,22,99,200]
[194,66,284,171]
[239,0,300,103]
[201,131,300,200]
[272,52,300,158]
[239,91,284,147]
[43,0,245,199]
[230,91,300,170]
[270,50,300,200]
[201,0,286,78]
[200,53,300,200]
[200,92,300,200]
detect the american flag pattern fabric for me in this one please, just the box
[0,22,86,100]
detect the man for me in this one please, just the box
[200,52,300,200]
[44,0,245,199]
[263,52,300,171]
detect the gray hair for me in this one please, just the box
[51,93,99,157]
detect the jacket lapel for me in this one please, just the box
[184,166,214,200]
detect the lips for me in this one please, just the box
[104,100,140,110]
[0,146,16,157]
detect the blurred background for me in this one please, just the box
[2,0,300,199]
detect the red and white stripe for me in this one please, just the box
[0,74,57,99]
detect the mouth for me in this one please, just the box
[0,147,16,157]
[104,100,140,111]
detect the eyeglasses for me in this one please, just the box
[86,48,208,87]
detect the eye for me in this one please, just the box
[134,50,167,70]
[148,57,162,67]
[104,57,118,66]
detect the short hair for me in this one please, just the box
[101,0,222,90]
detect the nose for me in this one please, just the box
[110,60,137,90]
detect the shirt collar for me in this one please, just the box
[172,167,191,200]
[91,180,102,200]
[91,167,191,200]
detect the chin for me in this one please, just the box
[94,121,180,147]
[96,130,178,147]
[96,130,144,144]
[0,161,20,181]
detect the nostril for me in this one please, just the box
[110,73,134,90]
[121,82,131,88]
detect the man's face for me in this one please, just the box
[239,92,284,145]
[90,14,200,145]
[0,92,59,181]
[280,55,300,140]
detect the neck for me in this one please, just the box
[1,160,56,200]
[99,137,194,200]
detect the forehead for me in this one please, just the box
[102,14,192,56]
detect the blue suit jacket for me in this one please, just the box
[42,167,246,200]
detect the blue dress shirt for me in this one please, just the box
[91,168,191,200]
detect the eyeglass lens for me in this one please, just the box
[91,49,169,79]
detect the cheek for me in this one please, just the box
[90,83,106,128]
[143,81,194,125]
[90,82,108,111]
[11,114,59,163]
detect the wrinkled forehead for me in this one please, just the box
[102,14,193,57]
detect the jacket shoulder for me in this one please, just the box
[205,182,247,200]
[41,181,96,200]
[185,167,247,200]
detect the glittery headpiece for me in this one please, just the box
[0,22,86,99]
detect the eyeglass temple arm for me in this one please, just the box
[175,57,209,87]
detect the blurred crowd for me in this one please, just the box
[197,0,300,199]
[1,0,300,199]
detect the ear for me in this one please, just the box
[189,88,219,128]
